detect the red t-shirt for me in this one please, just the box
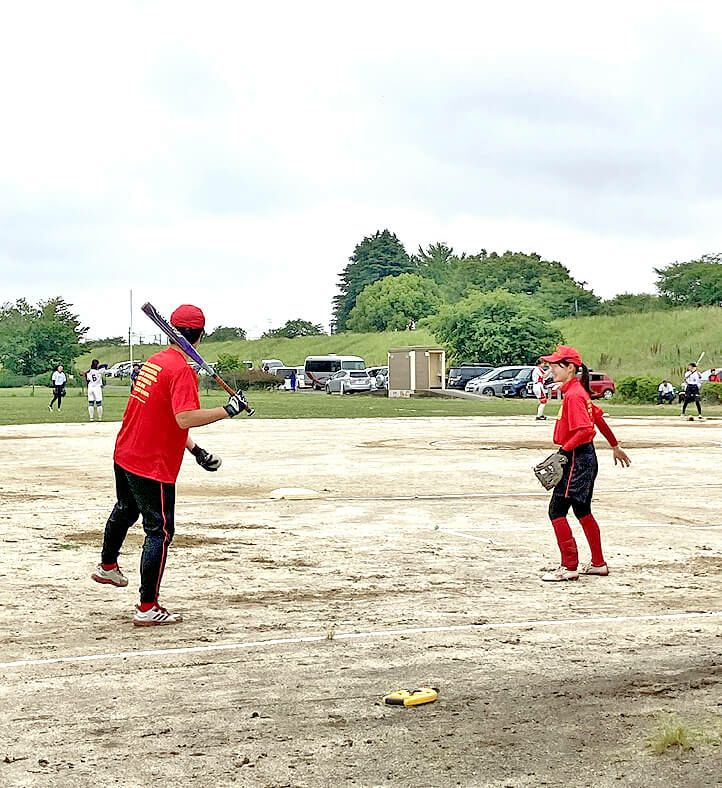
[114,348,201,483]
[553,378,596,452]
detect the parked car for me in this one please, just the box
[375,368,389,391]
[103,361,133,378]
[261,358,283,372]
[447,363,495,390]
[466,366,533,396]
[589,371,616,399]
[549,370,616,400]
[325,369,374,394]
[366,366,388,389]
[188,361,215,376]
[501,367,537,397]
[270,366,297,379]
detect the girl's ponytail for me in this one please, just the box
[579,363,592,396]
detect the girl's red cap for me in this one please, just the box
[540,345,583,366]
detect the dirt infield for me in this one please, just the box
[1,415,721,787]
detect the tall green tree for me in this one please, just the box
[655,254,722,306]
[534,278,602,318]
[0,297,88,375]
[411,242,462,285]
[263,319,325,338]
[346,274,441,332]
[333,229,413,330]
[431,289,563,366]
[444,250,599,315]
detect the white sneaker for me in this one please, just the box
[91,564,129,587]
[580,562,609,576]
[133,605,183,627]
[541,566,580,582]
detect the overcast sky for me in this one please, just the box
[1,1,720,338]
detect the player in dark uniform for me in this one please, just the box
[91,304,248,626]
[539,346,631,582]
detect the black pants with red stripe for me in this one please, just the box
[101,463,176,604]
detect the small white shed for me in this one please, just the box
[387,346,446,398]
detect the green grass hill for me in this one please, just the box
[77,306,722,381]
[555,306,722,379]
[77,328,437,370]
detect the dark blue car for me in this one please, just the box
[502,368,535,398]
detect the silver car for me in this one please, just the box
[325,369,374,394]
[465,366,533,396]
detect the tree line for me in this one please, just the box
[331,230,722,363]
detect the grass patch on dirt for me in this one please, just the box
[65,529,224,548]
[646,717,722,755]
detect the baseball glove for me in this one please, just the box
[533,451,568,490]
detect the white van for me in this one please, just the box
[261,358,283,372]
[304,355,365,390]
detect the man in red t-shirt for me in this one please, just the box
[91,304,249,626]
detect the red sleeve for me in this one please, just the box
[560,394,595,452]
[592,404,618,447]
[170,367,201,415]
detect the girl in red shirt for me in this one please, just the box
[539,346,631,582]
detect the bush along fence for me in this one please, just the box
[198,368,280,394]
[616,376,722,404]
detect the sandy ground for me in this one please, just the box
[1,415,721,787]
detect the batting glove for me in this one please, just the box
[224,388,249,418]
[191,444,222,471]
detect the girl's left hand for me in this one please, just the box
[613,445,631,467]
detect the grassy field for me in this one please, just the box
[555,306,722,379]
[2,385,718,427]
[76,307,722,382]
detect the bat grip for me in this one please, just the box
[213,374,236,397]
[212,374,254,416]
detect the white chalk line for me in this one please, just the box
[1,611,720,672]
[5,482,722,517]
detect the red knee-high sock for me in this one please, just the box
[551,517,578,570]
[579,514,605,566]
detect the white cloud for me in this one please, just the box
[1,1,721,337]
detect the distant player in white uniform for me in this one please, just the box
[532,358,549,421]
[681,362,703,420]
[86,359,104,420]
[49,364,67,411]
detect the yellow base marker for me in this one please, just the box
[383,687,439,707]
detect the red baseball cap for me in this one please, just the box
[540,345,583,366]
[170,304,205,329]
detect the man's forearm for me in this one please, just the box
[176,407,229,430]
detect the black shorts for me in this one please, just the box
[684,385,700,401]
[551,442,598,505]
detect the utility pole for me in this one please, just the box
[129,289,134,367]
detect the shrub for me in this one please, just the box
[200,368,279,393]
[0,370,30,388]
[215,353,242,375]
[701,381,722,404]
[616,376,662,403]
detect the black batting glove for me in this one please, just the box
[191,444,222,471]
[224,388,249,418]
